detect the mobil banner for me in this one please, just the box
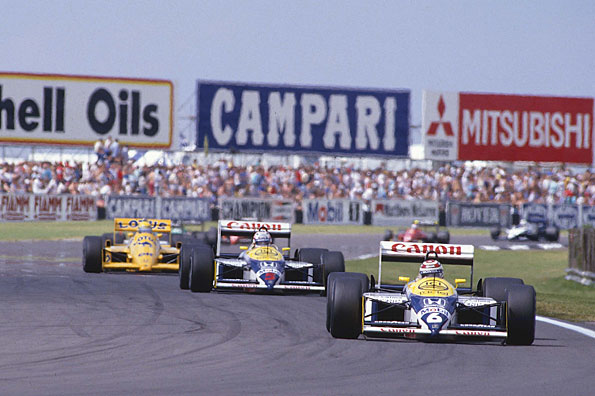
[371,199,438,226]
[303,199,363,225]
[218,197,294,222]
[196,81,410,157]
[422,90,594,163]
[0,72,173,148]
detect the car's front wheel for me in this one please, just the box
[506,285,536,345]
[82,236,103,273]
[189,247,215,293]
[329,274,366,339]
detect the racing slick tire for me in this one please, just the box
[437,230,450,244]
[83,236,103,273]
[526,228,539,241]
[383,229,394,241]
[326,272,368,332]
[329,275,365,339]
[424,232,437,243]
[321,251,346,296]
[298,248,329,284]
[490,227,501,241]
[179,243,202,290]
[506,285,536,345]
[189,247,215,293]
[482,277,525,303]
[206,227,218,247]
[544,226,559,242]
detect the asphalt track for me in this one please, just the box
[0,234,593,396]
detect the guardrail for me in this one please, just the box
[567,228,595,286]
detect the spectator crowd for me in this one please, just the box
[1,149,595,209]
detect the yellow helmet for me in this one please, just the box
[138,220,153,233]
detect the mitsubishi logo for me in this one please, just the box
[426,95,454,136]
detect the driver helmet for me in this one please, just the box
[419,259,444,278]
[411,220,419,230]
[138,219,153,234]
[253,229,272,246]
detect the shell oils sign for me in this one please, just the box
[0,72,172,148]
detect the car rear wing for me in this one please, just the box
[217,220,292,255]
[114,218,172,233]
[378,241,474,291]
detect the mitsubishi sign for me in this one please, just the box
[196,81,410,157]
[0,72,173,148]
[422,90,594,163]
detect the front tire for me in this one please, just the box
[326,272,368,332]
[83,236,103,273]
[506,285,536,345]
[179,243,199,290]
[490,227,501,241]
[329,275,365,339]
[189,247,214,293]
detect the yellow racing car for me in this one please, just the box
[82,218,198,273]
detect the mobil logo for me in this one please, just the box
[306,200,344,223]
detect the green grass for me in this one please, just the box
[346,249,595,322]
[0,220,495,240]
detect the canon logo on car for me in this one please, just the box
[391,242,462,256]
[225,221,283,231]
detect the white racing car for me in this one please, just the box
[179,220,345,293]
[326,241,536,345]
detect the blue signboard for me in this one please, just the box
[196,81,410,157]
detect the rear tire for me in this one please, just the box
[321,251,345,295]
[506,285,536,345]
[189,247,214,293]
[425,232,437,243]
[544,226,559,242]
[206,227,218,247]
[298,248,329,284]
[83,236,103,273]
[437,230,450,244]
[482,277,525,302]
[329,275,365,339]
[326,272,368,332]
[490,227,501,241]
[383,230,394,241]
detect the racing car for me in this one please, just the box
[326,241,536,345]
[384,220,450,244]
[82,218,205,273]
[178,220,345,293]
[490,219,559,242]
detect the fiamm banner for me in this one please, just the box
[218,197,294,222]
[0,72,173,148]
[371,199,438,226]
[0,194,96,221]
[303,199,363,225]
[422,90,594,163]
[197,81,410,157]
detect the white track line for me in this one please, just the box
[536,316,595,340]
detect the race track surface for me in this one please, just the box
[0,235,592,396]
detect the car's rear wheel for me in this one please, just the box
[83,236,103,273]
[490,227,501,241]
[437,230,450,244]
[506,285,536,345]
[544,226,559,242]
[383,230,394,241]
[482,277,525,302]
[189,247,214,293]
[329,275,366,339]
[298,248,329,283]
[326,272,368,332]
[424,232,437,243]
[321,251,345,296]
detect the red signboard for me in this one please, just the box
[458,93,593,163]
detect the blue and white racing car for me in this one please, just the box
[179,220,345,293]
[327,241,536,345]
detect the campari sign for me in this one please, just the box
[422,90,594,164]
